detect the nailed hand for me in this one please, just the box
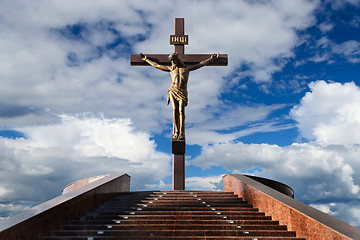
[211,53,220,59]
[140,53,147,61]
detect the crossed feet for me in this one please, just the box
[172,131,185,141]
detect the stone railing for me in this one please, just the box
[223,174,360,240]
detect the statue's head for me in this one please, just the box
[168,52,185,67]
[168,52,179,62]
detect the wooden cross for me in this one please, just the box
[131,18,228,66]
[130,18,227,190]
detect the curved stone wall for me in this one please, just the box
[244,175,294,198]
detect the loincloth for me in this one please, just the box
[167,86,188,106]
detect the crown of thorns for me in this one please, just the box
[168,52,178,61]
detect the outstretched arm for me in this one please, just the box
[188,53,219,71]
[140,53,170,72]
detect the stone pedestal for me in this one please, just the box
[172,140,185,190]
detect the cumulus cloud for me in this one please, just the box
[145,180,171,190]
[191,142,360,200]
[0,203,31,220]
[143,175,224,191]
[190,80,360,227]
[136,0,318,81]
[185,175,223,191]
[0,0,172,132]
[311,201,360,227]
[0,0,318,133]
[291,81,360,145]
[0,114,171,217]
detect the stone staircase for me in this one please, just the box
[39,191,306,240]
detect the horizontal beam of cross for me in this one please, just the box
[131,53,228,66]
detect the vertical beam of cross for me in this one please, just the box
[174,18,185,55]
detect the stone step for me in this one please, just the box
[41,236,306,240]
[104,197,248,203]
[148,192,238,195]
[150,191,236,194]
[102,203,255,209]
[39,191,304,240]
[108,192,237,199]
[144,195,242,199]
[111,192,239,197]
[141,198,244,202]
[107,199,246,204]
[82,215,272,221]
[95,206,259,212]
[145,196,241,200]
[137,201,248,206]
[69,219,281,226]
[91,210,266,216]
[140,197,244,201]
[48,229,297,237]
[61,224,288,231]
[130,201,249,206]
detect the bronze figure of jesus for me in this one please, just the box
[140,52,219,140]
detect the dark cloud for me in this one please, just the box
[0,105,40,118]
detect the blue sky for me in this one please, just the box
[1,0,360,228]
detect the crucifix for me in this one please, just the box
[131,18,228,190]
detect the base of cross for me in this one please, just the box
[172,140,185,190]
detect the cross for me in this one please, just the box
[130,18,228,190]
[131,18,228,66]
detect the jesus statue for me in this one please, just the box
[140,52,219,140]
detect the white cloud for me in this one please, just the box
[319,22,334,33]
[194,104,287,131]
[291,81,360,145]
[0,202,31,219]
[310,203,336,215]
[189,80,360,227]
[185,175,223,191]
[311,201,360,228]
[0,114,171,205]
[145,176,224,191]
[186,103,292,145]
[0,0,319,144]
[0,0,172,133]
[145,181,171,190]
[187,121,293,146]
[307,38,360,64]
[332,40,360,63]
[191,141,360,203]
